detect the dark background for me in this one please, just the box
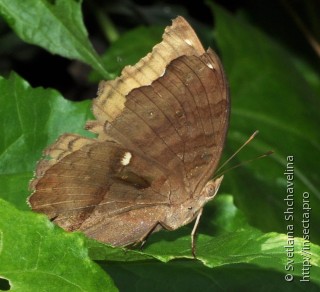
[0,0,319,102]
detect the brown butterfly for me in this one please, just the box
[28,16,230,256]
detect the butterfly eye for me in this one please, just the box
[208,186,214,193]
[206,184,215,194]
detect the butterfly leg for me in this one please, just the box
[191,208,203,258]
[137,220,175,250]
[135,221,165,249]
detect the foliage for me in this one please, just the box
[0,0,319,290]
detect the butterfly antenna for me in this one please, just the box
[215,150,274,178]
[216,130,259,174]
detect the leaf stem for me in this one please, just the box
[96,10,119,43]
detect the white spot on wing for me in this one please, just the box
[185,39,192,46]
[207,63,214,69]
[121,152,132,165]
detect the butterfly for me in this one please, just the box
[28,16,230,256]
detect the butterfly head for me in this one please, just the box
[200,175,224,201]
[187,175,224,220]
[165,176,224,229]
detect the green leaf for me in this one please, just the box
[207,2,320,243]
[102,262,320,292]
[0,72,93,209]
[0,199,117,291]
[87,195,320,286]
[0,0,111,78]
[2,72,319,288]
